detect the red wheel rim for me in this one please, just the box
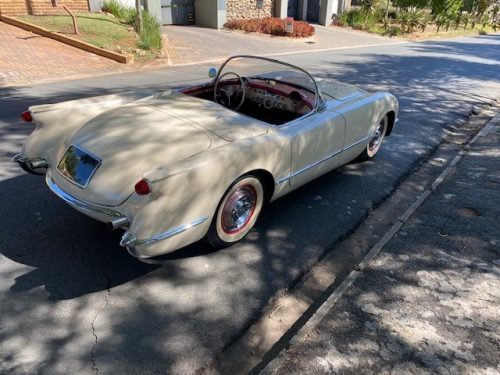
[221,185,257,234]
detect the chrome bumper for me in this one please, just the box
[46,175,124,219]
[46,174,209,258]
[120,216,209,257]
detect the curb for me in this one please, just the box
[0,15,132,64]
[260,110,500,374]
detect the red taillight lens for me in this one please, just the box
[21,111,33,122]
[134,179,151,195]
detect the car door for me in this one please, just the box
[279,110,346,187]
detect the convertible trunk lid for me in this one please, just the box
[56,103,213,206]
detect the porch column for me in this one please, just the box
[195,0,226,29]
[274,0,288,18]
[144,0,162,24]
[318,0,333,25]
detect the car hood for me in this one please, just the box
[56,102,213,206]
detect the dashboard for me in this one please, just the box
[247,87,292,111]
[246,84,311,115]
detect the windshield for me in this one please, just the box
[216,55,320,109]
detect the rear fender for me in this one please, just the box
[22,91,156,165]
[130,134,289,253]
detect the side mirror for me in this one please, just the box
[208,67,217,79]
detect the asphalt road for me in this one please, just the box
[1,35,499,375]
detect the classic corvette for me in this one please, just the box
[14,55,398,258]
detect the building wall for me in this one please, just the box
[226,0,273,20]
[195,0,225,29]
[0,0,90,16]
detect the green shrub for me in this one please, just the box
[102,0,137,25]
[384,25,404,35]
[102,0,128,19]
[138,11,162,50]
[393,0,428,8]
[397,6,428,32]
[338,8,379,29]
[102,0,161,51]
[431,0,463,30]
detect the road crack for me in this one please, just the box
[90,272,112,375]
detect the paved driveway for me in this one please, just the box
[0,22,119,87]
[164,24,402,65]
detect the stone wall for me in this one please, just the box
[0,0,90,16]
[226,0,274,20]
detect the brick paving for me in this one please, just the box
[0,21,119,86]
[0,20,401,86]
[164,24,401,65]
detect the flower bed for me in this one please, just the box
[224,17,315,37]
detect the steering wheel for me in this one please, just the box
[214,72,246,111]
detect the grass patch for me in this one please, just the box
[102,0,135,22]
[19,10,163,57]
[102,0,162,50]
[19,13,136,49]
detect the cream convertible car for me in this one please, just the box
[14,56,398,258]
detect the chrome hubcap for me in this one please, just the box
[369,122,384,151]
[221,186,257,234]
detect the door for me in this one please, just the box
[307,0,320,22]
[161,0,195,25]
[280,111,346,187]
[287,0,299,18]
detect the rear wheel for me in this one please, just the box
[206,175,265,248]
[358,116,388,161]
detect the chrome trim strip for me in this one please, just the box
[46,176,123,218]
[344,135,371,151]
[276,149,342,184]
[120,216,209,248]
[276,136,371,185]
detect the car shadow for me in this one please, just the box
[0,174,161,300]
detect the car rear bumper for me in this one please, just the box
[46,174,125,222]
[119,216,209,258]
[47,174,210,258]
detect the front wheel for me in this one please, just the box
[206,175,264,248]
[358,116,388,161]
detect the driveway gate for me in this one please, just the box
[161,0,195,25]
[307,0,320,22]
[287,0,298,18]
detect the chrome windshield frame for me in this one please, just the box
[212,55,326,115]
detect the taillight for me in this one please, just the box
[134,179,151,195]
[21,111,33,122]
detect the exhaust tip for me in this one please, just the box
[108,217,129,231]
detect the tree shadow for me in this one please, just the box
[262,145,500,373]
[0,36,499,373]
